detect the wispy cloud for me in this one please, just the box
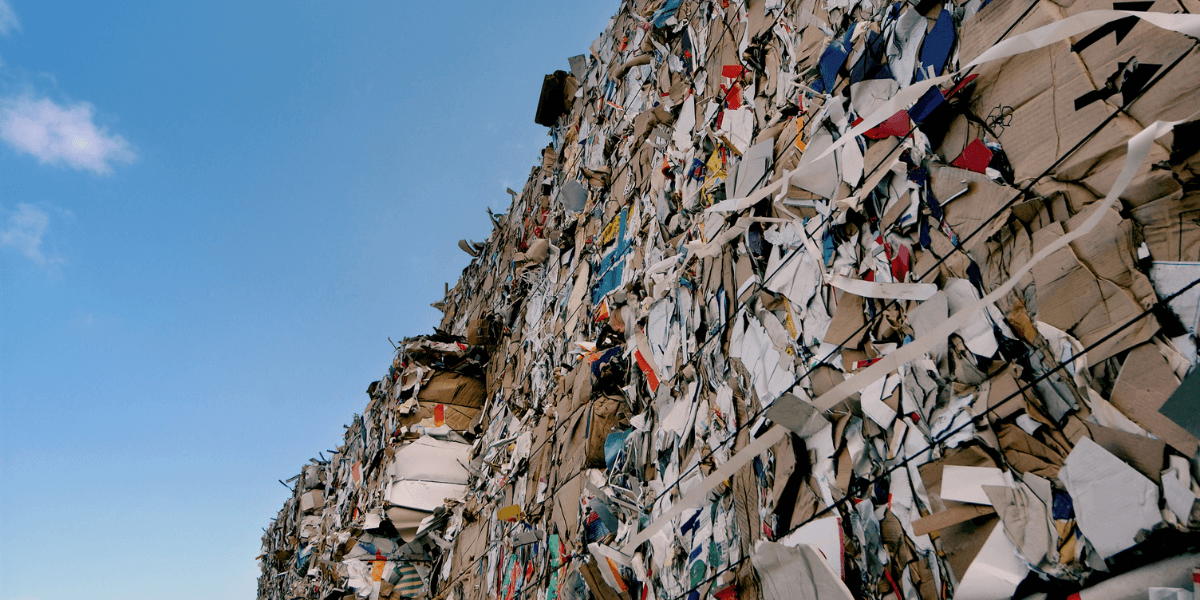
[0,202,64,266]
[0,95,135,175]
[0,0,20,36]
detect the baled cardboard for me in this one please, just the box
[415,372,486,431]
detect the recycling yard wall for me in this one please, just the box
[257,1,1200,599]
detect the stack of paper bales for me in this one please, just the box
[258,1,1200,599]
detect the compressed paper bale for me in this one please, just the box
[256,2,1200,599]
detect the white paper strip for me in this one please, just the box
[830,275,937,301]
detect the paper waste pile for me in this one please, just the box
[259,1,1200,599]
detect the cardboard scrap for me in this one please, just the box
[750,541,853,600]
[1059,437,1163,559]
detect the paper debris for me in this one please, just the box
[255,4,1200,600]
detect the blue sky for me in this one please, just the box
[0,1,616,598]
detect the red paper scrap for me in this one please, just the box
[891,244,911,281]
[725,83,742,109]
[722,65,745,78]
[863,110,912,139]
[634,349,660,391]
[951,138,993,173]
[942,73,978,98]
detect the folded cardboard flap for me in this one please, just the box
[912,504,996,537]
[551,471,585,544]
[586,395,627,469]
[1111,343,1199,456]
[417,372,485,408]
[299,490,324,514]
[577,556,631,600]
[1031,221,1157,363]
[412,372,486,431]
[465,318,493,346]
[930,164,1011,254]
[448,518,489,593]
[823,290,867,350]
[401,402,475,432]
[998,424,1066,478]
[1084,422,1166,484]
[559,404,591,477]
[1133,192,1200,262]
[919,445,1005,579]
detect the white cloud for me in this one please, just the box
[0,0,19,36]
[0,95,135,175]
[0,202,63,266]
